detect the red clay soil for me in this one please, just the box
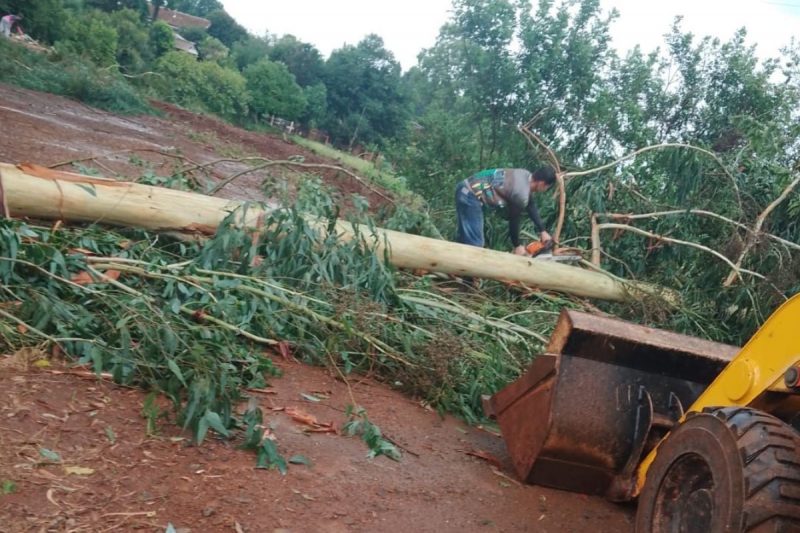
[0,84,390,210]
[0,361,633,532]
[0,85,634,532]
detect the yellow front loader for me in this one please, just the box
[484,294,800,532]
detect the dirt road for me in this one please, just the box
[0,85,634,532]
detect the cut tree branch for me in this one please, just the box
[723,175,800,287]
[598,210,800,252]
[596,222,764,282]
[198,157,394,203]
[564,143,742,209]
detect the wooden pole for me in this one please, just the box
[0,163,673,303]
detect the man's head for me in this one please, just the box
[530,165,557,193]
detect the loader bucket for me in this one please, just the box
[485,310,740,501]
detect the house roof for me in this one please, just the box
[150,6,211,29]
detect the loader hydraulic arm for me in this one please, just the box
[636,294,800,495]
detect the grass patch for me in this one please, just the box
[290,136,409,196]
[0,39,150,115]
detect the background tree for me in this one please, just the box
[197,35,228,62]
[268,35,325,87]
[205,8,248,48]
[167,0,222,17]
[107,8,152,72]
[322,34,409,148]
[231,36,272,71]
[244,58,307,121]
[150,20,175,58]
[301,82,328,129]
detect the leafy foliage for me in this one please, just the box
[322,34,410,148]
[150,20,175,58]
[268,34,325,88]
[197,60,250,120]
[343,406,401,460]
[0,176,556,435]
[244,59,307,120]
[204,8,248,48]
[0,38,149,114]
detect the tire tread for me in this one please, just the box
[711,408,800,532]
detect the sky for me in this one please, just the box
[220,0,800,71]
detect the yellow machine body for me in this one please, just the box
[635,293,800,494]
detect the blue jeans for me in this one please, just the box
[455,181,484,247]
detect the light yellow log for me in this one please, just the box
[0,163,670,302]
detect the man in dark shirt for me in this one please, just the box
[454,166,556,255]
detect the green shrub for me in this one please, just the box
[150,21,175,58]
[244,58,307,121]
[0,39,149,114]
[57,11,118,68]
[198,61,249,120]
[153,51,205,107]
[153,51,249,121]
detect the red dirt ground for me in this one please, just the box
[0,85,634,532]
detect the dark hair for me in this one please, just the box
[532,165,556,186]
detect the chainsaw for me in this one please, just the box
[525,240,582,263]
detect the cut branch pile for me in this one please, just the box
[0,171,593,464]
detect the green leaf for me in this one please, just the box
[203,410,230,438]
[196,416,209,445]
[256,439,287,475]
[89,346,104,374]
[39,448,61,463]
[288,455,311,466]
[1,480,16,495]
[167,359,187,387]
[161,328,178,355]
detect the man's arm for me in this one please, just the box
[508,205,523,248]
[527,197,546,233]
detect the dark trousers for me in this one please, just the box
[454,180,484,247]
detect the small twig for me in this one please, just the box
[563,142,742,209]
[48,149,202,171]
[596,222,764,282]
[0,307,93,346]
[723,175,800,286]
[598,210,800,252]
[199,157,394,203]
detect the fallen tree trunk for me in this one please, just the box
[0,162,673,302]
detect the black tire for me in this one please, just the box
[636,407,800,533]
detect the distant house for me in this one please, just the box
[148,4,211,57]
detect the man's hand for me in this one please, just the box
[540,230,552,244]
[513,245,528,256]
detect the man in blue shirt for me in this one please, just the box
[454,166,556,255]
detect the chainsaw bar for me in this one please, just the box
[533,253,582,263]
